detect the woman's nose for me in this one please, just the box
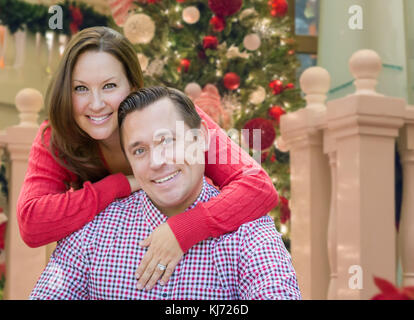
[90,91,105,111]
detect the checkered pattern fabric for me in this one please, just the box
[30,178,301,300]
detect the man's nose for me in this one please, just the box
[149,146,167,170]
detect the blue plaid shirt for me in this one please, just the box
[30,178,301,300]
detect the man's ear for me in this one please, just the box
[200,120,210,152]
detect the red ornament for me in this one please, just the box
[269,79,284,95]
[69,5,83,34]
[280,196,291,224]
[203,35,219,50]
[288,49,295,55]
[223,72,240,90]
[178,58,191,72]
[268,105,286,124]
[208,0,243,17]
[285,82,294,89]
[269,0,288,17]
[210,16,226,32]
[270,154,276,162]
[176,0,186,2]
[243,118,276,150]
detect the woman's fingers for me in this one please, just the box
[135,223,184,290]
[136,256,158,290]
[159,258,179,286]
[144,262,168,290]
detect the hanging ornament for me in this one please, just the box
[146,58,165,76]
[124,14,156,44]
[280,196,291,224]
[177,58,191,72]
[137,53,149,71]
[176,0,186,2]
[226,45,249,59]
[69,5,83,34]
[268,105,286,124]
[243,33,261,51]
[285,82,295,89]
[185,82,202,99]
[249,86,266,104]
[210,16,226,32]
[269,0,288,18]
[239,8,258,20]
[182,6,200,24]
[223,72,240,90]
[269,79,284,95]
[203,35,218,50]
[288,49,295,56]
[208,0,243,17]
[107,0,133,26]
[242,118,276,150]
[194,84,231,129]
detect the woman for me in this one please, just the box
[17,27,278,291]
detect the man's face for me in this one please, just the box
[122,97,209,215]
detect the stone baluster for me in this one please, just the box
[397,108,414,287]
[327,50,405,299]
[4,88,44,300]
[280,67,331,299]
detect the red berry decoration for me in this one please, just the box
[223,72,240,90]
[210,16,226,32]
[269,0,288,17]
[203,35,219,50]
[178,58,190,72]
[208,0,243,17]
[243,118,276,150]
[269,79,284,95]
[268,105,286,124]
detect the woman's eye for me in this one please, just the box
[74,85,88,92]
[104,83,117,89]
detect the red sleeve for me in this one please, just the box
[167,106,279,253]
[17,121,131,248]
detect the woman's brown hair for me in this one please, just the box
[43,26,144,189]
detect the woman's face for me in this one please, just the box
[72,50,132,142]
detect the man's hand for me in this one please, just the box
[135,223,184,290]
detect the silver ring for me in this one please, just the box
[157,263,167,271]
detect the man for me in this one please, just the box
[30,87,301,300]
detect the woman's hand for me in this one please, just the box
[135,223,184,290]
[126,175,141,193]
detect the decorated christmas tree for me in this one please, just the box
[109,0,305,247]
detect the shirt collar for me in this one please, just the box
[141,177,210,230]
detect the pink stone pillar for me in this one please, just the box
[3,88,45,300]
[327,50,405,299]
[280,67,331,300]
[397,108,414,287]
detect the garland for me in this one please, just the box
[0,0,110,35]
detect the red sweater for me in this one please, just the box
[17,106,279,251]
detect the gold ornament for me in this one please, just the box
[123,14,155,44]
[249,86,266,104]
[182,6,200,24]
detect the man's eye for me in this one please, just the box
[74,85,88,92]
[162,137,174,145]
[134,148,145,156]
[104,83,117,89]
